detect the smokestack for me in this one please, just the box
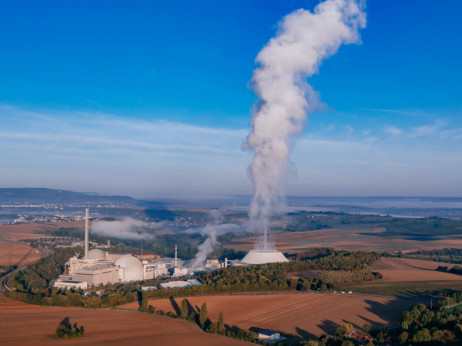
[84,208,89,259]
[225,257,228,268]
[107,240,110,248]
[174,244,178,267]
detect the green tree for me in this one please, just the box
[199,302,208,327]
[218,311,224,333]
[56,316,84,339]
[412,328,432,343]
[56,318,71,339]
[362,323,371,334]
[398,331,408,345]
[140,291,148,312]
[180,298,188,318]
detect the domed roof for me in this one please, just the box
[241,250,288,265]
[87,249,106,261]
[115,255,143,282]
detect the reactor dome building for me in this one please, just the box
[86,248,107,261]
[241,249,288,265]
[115,254,144,282]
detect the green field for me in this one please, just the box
[342,280,462,298]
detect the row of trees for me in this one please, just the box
[401,248,462,265]
[140,297,267,344]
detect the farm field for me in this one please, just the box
[120,293,419,338]
[0,295,245,345]
[0,240,41,266]
[0,221,84,241]
[0,221,83,266]
[371,257,462,282]
[342,257,462,297]
[342,280,462,298]
[224,228,462,253]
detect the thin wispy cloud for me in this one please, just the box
[1,105,462,197]
[383,125,403,136]
[358,108,429,117]
[408,120,447,138]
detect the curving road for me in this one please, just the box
[0,246,46,294]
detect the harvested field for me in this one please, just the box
[223,228,462,253]
[371,257,462,282]
[120,293,419,337]
[0,240,41,266]
[343,280,462,297]
[0,221,82,266]
[0,221,84,241]
[0,295,245,345]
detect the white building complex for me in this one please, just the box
[53,209,223,290]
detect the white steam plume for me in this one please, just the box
[91,217,166,240]
[244,0,366,250]
[189,210,222,270]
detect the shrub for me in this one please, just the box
[56,317,84,339]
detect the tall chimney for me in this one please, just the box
[225,257,228,268]
[84,208,89,259]
[174,244,178,268]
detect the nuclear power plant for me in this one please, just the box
[54,209,225,290]
[53,209,289,290]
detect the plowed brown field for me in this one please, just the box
[0,240,41,266]
[120,293,418,337]
[0,221,84,241]
[224,228,462,253]
[0,295,246,345]
[0,221,82,266]
[371,257,462,282]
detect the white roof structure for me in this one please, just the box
[115,255,144,282]
[241,250,289,265]
[87,249,106,261]
[160,279,202,289]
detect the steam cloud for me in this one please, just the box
[91,217,166,240]
[244,0,366,249]
[189,210,223,269]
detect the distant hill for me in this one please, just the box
[0,188,142,205]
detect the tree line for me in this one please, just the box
[371,292,462,345]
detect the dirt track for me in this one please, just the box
[0,295,246,345]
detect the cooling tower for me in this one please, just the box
[241,250,288,265]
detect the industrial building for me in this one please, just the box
[52,209,286,290]
[54,209,223,290]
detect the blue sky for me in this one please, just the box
[1,0,461,198]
